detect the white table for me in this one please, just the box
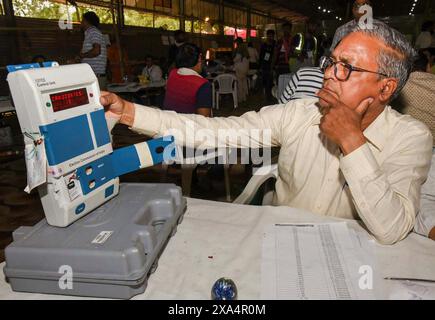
[0,99,14,115]
[1,198,435,300]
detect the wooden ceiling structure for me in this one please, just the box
[231,0,434,23]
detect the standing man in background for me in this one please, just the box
[274,22,294,77]
[79,11,107,89]
[168,30,187,72]
[260,29,277,103]
[247,42,259,70]
[331,0,375,50]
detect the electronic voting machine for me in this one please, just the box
[3,62,186,299]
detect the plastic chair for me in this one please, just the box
[233,164,278,205]
[212,74,238,110]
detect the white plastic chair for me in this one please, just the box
[233,164,278,205]
[212,74,238,110]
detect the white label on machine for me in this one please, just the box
[24,139,47,193]
[92,231,114,244]
[64,171,83,201]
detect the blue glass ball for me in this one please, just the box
[211,278,238,300]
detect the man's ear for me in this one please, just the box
[379,78,398,103]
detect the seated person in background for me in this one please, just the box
[142,55,163,82]
[279,67,324,103]
[101,22,433,245]
[163,43,212,117]
[394,53,435,241]
[31,55,46,66]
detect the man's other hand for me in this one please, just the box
[429,227,435,241]
[317,88,373,155]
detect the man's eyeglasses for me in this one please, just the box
[319,56,389,82]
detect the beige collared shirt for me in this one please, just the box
[130,98,433,244]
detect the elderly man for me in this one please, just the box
[101,22,432,245]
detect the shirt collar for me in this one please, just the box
[177,68,203,78]
[311,103,390,151]
[363,107,389,151]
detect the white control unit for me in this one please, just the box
[7,63,174,227]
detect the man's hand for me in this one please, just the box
[429,227,435,241]
[317,88,374,155]
[100,91,135,126]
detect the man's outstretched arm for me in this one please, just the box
[100,91,286,150]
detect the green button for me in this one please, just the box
[46,102,51,107]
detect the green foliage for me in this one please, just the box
[185,20,192,32]
[77,5,113,24]
[12,0,113,23]
[13,0,69,20]
[154,15,179,31]
[193,20,201,33]
[123,8,152,27]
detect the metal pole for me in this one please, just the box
[345,0,352,22]
[179,0,185,31]
[218,0,224,35]
[247,7,251,42]
[111,0,124,79]
[3,0,20,63]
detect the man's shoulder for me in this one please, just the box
[337,20,356,32]
[385,106,432,138]
[408,71,435,83]
[282,97,320,115]
[87,26,102,35]
[296,67,323,77]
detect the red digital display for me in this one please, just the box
[50,88,89,112]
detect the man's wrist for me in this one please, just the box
[340,133,367,155]
[119,101,135,127]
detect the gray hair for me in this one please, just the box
[352,21,416,100]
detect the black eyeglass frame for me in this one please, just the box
[319,56,389,82]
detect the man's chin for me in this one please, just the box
[316,100,330,111]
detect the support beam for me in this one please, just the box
[2,0,21,64]
[179,0,185,31]
[111,0,124,78]
[247,6,251,41]
[218,0,224,35]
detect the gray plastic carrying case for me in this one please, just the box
[3,183,186,299]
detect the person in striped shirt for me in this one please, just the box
[279,67,324,103]
[80,11,107,89]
